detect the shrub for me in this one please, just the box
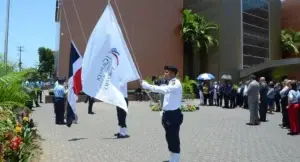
[0,69,41,161]
[180,104,197,112]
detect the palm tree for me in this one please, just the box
[280,29,300,58]
[181,9,219,78]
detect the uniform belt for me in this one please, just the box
[55,97,64,99]
[163,108,180,112]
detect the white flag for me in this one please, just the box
[82,3,140,112]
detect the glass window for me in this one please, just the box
[243,8,268,19]
[243,13,268,29]
[243,55,266,66]
[243,45,269,58]
[243,0,268,11]
[243,33,269,48]
[243,65,250,69]
[243,23,269,38]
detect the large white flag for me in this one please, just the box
[82,3,140,112]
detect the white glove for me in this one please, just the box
[141,80,151,89]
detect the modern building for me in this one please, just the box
[184,0,281,81]
[54,0,183,88]
[55,0,299,83]
[281,0,300,31]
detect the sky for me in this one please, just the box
[0,0,57,68]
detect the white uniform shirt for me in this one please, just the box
[243,85,248,96]
[142,78,182,111]
[120,83,128,98]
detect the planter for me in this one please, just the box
[150,102,198,112]
[45,95,87,103]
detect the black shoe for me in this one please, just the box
[114,133,120,136]
[66,122,72,128]
[88,112,95,114]
[117,134,130,138]
[287,132,299,135]
[246,123,259,126]
[40,101,43,103]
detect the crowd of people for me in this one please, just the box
[198,75,300,135]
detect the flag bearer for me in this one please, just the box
[141,65,183,162]
[85,95,95,114]
[114,83,129,138]
[53,78,66,125]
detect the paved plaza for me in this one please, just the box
[32,100,300,162]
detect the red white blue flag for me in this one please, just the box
[66,41,82,127]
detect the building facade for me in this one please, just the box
[184,0,281,81]
[281,0,300,31]
[55,0,183,87]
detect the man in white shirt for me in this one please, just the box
[114,83,129,138]
[141,65,183,162]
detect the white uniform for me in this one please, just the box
[142,77,183,162]
[142,78,182,110]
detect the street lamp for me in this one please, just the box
[4,0,11,75]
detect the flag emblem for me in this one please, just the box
[110,48,119,66]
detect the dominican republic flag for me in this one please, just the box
[66,42,83,127]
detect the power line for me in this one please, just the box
[17,46,24,71]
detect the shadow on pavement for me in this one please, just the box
[68,137,88,141]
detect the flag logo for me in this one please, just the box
[110,48,119,66]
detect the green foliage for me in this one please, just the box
[0,68,41,161]
[180,104,197,112]
[0,54,18,76]
[150,102,162,111]
[38,47,54,78]
[144,77,152,84]
[150,102,197,112]
[24,68,47,82]
[280,29,300,54]
[181,9,219,54]
[181,76,196,99]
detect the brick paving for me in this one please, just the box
[32,100,300,162]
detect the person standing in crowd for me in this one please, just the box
[114,83,129,138]
[237,81,245,107]
[287,80,300,135]
[223,82,231,108]
[209,83,214,106]
[141,65,183,162]
[36,80,44,103]
[213,82,219,106]
[217,81,222,107]
[267,81,275,114]
[259,77,268,122]
[274,82,282,112]
[198,82,204,105]
[53,78,66,125]
[246,75,260,125]
[85,95,95,114]
[243,81,249,109]
[229,83,236,108]
[280,80,291,129]
[203,83,209,105]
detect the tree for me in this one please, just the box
[0,54,18,76]
[280,29,300,57]
[37,47,54,78]
[181,9,219,77]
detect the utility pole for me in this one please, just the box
[17,46,24,71]
[4,0,11,75]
